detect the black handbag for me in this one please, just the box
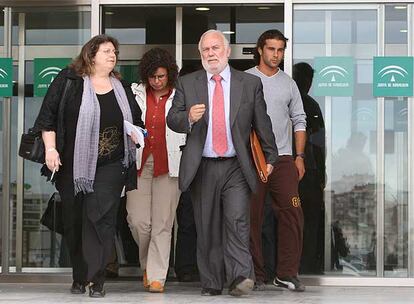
[18,128,45,163]
[40,192,64,235]
[18,78,72,164]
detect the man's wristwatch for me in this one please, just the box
[296,153,305,160]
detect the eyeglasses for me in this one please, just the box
[149,74,167,81]
[100,49,119,56]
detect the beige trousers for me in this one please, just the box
[126,155,179,284]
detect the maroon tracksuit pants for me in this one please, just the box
[250,155,304,281]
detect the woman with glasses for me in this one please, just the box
[34,34,144,297]
[126,48,186,293]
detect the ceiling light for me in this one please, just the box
[196,7,210,11]
[394,6,407,10]
[257,6,271,10]
[105,11,115,15]
[222,31,235,35]
[400,29,408,33]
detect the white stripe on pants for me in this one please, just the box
[126,154,179,284]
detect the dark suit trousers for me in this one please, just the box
[190,157,254,290]
[250,156,304,280]
[175,190,198,276]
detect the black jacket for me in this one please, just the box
[34,67,144,192]
[301,94,325,186]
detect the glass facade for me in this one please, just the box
[0,1,413,283]
[293,3,413,278]
[294,7,379,276]
[2,7,91,271]
[383,4,408,277]
[0,6,4,269]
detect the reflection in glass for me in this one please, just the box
[0,8,3,46]
[10,6,90,269]
[118,61,140,84]
[183,5,283,44]
[294,8,378,276]
[331,11,376,44]
[24,93,57,267]
[385,5,408,47]
[293,62,326,275]
[183,6,230,44]
[235,6,283,43]
[0,97,3,266]
[384,98,408,277]
[0,6,3,267]
[25,10,90,45]
[10,97,17,267]
[103,6,175,44]
[331,99,377,276]
[383,4,408,278]
[293,11,325,44]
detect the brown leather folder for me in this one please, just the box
[250,129,268,183]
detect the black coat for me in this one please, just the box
[34,67,144,192]
[301,93,325,186]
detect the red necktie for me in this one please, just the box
[212,74,228,156]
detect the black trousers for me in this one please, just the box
[299,170,324,274]
[190,157,254,290]
[174,190,198,276]
[57,177,87,284]
[57,161,125,285]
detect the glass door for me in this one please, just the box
[0,6,5,272]
[293,3,411,278]
[9,6,90,272]
[99,3,286,277]
[383,4,408,277]
[181,4,284,73]
[293,4,379,277]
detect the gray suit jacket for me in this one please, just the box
[167,67,278,192]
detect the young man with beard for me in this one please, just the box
[246,29,307,292]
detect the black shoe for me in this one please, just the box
[201,288,222,296]
[105,269,119,279]
[177,273,200,282]
[228,276,254,297]
[70,281,86,294]
[253,280,266,291]
[177,273,193,282]
[273,276,306,292]
[89,284,106,298]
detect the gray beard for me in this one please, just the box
[202,59,228,75]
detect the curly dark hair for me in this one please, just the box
[70,34,121,79]
[139,48,178,88]
[253,29,288,65]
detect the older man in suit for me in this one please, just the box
[167,30,278,297]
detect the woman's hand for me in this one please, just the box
[42,131,61,172]
[45,147,62,172]
[130,131,139,145]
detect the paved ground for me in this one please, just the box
[0,282,414,303]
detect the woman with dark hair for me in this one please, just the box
[34,34,144,297]
[126,48,185,293]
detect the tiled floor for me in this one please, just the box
[0,282,413,303]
